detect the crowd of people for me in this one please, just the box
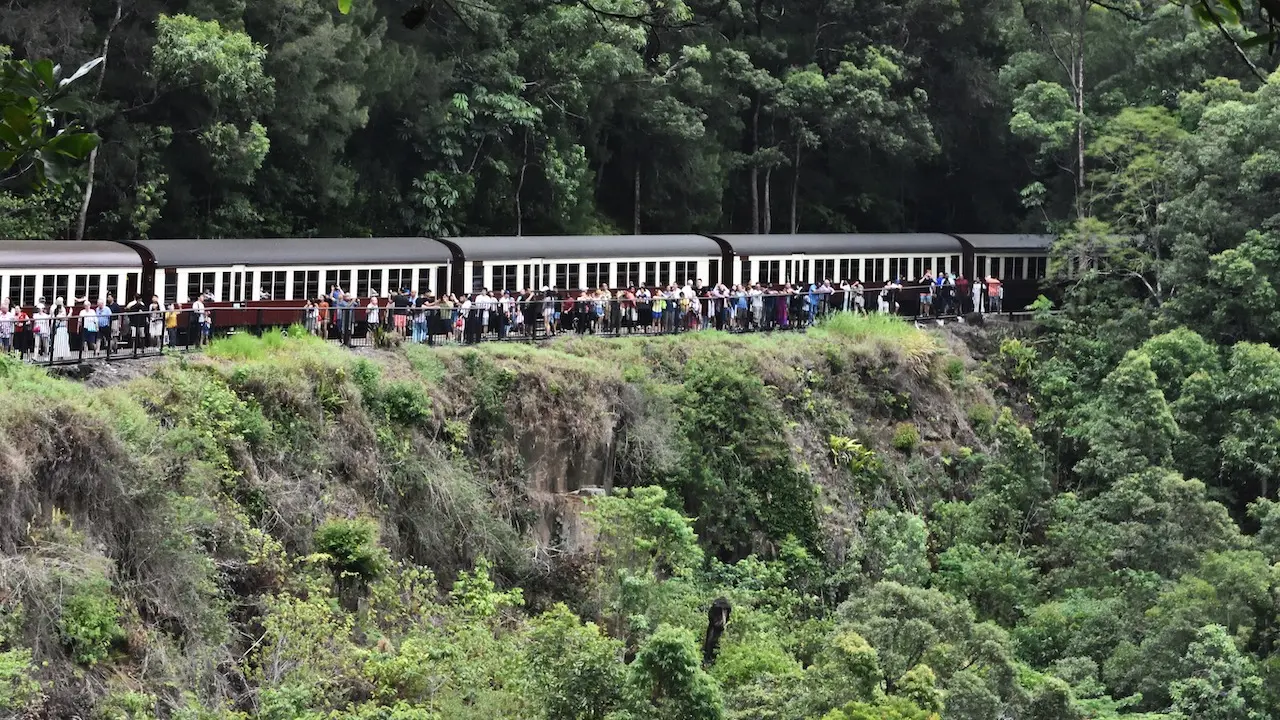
[0,272,1008,361]
[306,273,1007,345]
[0,293,194,361]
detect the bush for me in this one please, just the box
[891,423,920,452]
[58,578,126,666]
[314,518,389,586]
[967,403,995,430]
[0,648,41,713]
[380,381,433,426]
[944,358,965,383]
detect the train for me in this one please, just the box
[0,233,1052,324]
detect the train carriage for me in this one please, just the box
[0,241,144,307]
[447,235,731,293]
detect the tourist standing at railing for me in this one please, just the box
[105,294,123,352]
[366,296,380,335]
[95,299,112,354]
[51,300,70,360]
[164,304,179,350]
[79,301,98,355]
[0,300,13,355]
[13,304,31,358]
[986,276,1002,314]
[148,296,163,349]
[33,302,49,358]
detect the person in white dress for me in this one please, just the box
[52,299,71,360]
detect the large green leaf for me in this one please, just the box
[43,131,99,159]
[2,104,33,137]
[338,0,353,14]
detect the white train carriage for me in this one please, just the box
[0,241,144,306]
[447,235,731,292]
[124,238,456,304]
[710,233,965,286]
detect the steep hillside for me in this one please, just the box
[5,315,1265,720]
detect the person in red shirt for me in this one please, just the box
[13,306,30,357]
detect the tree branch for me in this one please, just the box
[1199,0,1269,82]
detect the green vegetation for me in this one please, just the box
[1,307,1271,719]
[6,0,1280,714]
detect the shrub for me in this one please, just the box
[891,423,920,452]
[967,404,995,430]
[944,358,965,383]
[0,647,41,713]
[380,381,432,426]
[57,577,126,666]
[314,518,389,586]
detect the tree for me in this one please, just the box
[0,51,102,190]
[1169,624,1267,720]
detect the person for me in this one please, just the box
[126,295,147,351]
[51,298,71,361]
[164,303,179,350]
[13,304,30,358]
[105,293,123,351]
[191,294,208,346]
[986,275,1002,314]
[33,301,50,358]
[956,274,970,314]
[148,296,164,349]
[96,299,113,354]
[80,300,99,355]
[0,301,13,354]
[365,296,381,337]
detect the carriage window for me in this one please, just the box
[415,268,430,294]
[86,275,102,303]
[585,262,604,289]
[888,259,901,282]
[620,262,641,288]
[1013,257,1026,279]
[223,272,235,302]
[1033,257,1047,279]
[186,272,215,302]
[492,264,518,291]
[816,259,835,282]
[357,269,372,297]
[644,261,657,286]
[556,263,581,289]
[759,260,781,285]
[658,261,670,287]
[839,259,850,281]
[871,259,884,282]
[950,255,960,275]
[673,261,695,286]
[988,257,1001,278]
[912,258,923,278]
[41,274,67,304]
[706,260,719,286]
[269,271,288,300]
[10,275,36,306]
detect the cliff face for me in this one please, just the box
[0,316,996,714]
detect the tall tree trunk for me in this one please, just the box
[632,157,641,235]
[749,99,760,233]
[75,0,123,241]
[762,166,772,234]
[1073,0,1086,219]
[515,131,528,236]
[790,145,800,234]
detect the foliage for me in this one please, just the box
[57,577,125,666]
[0,53,101,188]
